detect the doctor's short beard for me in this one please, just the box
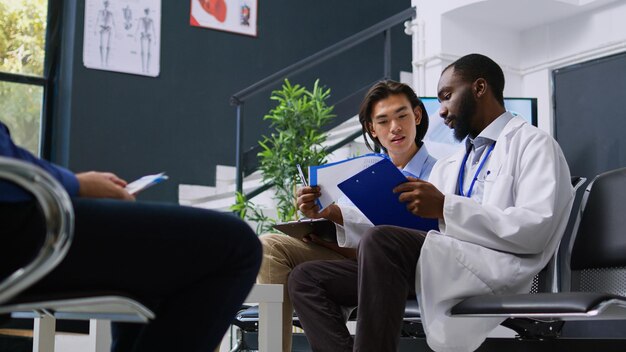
[451,88,477,142]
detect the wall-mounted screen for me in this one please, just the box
[420,97,537,159]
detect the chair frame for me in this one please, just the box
[0,157,74,305]
[451,170,626,338]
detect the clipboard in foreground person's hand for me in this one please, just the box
[272,218,337,243]
[125,172,168,195]
[337,158,439,232]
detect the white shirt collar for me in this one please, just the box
[466,111,514,149]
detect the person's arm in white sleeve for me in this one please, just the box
[296,185,357,257]
[334,203,373,248]
[397,131,574,255]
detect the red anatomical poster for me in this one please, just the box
[190,0,257,37]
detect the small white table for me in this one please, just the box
[243,284,283,352]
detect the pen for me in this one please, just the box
[297,163,324,210]
[296,164,308,187]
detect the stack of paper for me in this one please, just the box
[309,155,438,232]
[309,153,386,210]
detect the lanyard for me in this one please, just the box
[457,142,495,198]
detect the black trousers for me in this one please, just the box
[0,198,262,352]
[288,225,426,352]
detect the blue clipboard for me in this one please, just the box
[337,158,439,232]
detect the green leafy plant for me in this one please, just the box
[231,79,335,234]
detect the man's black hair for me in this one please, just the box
[444,53,505,106]
[358,80,429,152]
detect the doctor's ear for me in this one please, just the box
[474,78,487,98]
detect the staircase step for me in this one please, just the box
[215,165,263,188]
[323,116,361,144]
[180,185,279,211]
[180,114,372,211]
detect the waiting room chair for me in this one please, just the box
[0,156,154,352]
[451,168,626,339]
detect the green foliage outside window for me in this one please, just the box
[0,0,47,76]
[0,0,48,155]
[231,79,335,234]
[0,82,43,153]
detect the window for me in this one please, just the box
[0,0,49,156]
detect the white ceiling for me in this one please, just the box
[443,0,621,32]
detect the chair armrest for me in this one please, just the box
[0,156,74,304]
[571,176,587,192]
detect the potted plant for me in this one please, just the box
[232,79,335,233]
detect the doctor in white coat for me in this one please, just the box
[394,53,574,351]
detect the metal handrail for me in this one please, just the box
[230,7,415,105]
[231,7,416,195]
[0,157,74,305]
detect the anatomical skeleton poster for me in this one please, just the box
[83,0,161,77]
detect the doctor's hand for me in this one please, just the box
[77,171,135,201]
[394,177,444,219]
[297,186,343,225]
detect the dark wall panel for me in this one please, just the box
[554,52,626,338]
[554,52,626,181]
[59,1,412,202]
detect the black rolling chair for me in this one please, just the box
[0,157,154,352]
[451,168,626,341]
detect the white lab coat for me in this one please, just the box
[416,116,574,352]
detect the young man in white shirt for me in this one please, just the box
[257,80,436,352]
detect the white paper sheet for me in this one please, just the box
[309,153,385,210]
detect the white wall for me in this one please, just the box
[521,1,626,69]
[519,0,626,132]
[521,69,552,131]
[409,0,626,134]
[441,16,522,68]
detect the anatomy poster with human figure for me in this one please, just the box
[190,0,257,37]
[83,0,161,77]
